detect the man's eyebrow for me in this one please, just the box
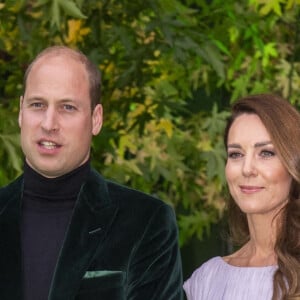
[25,96,45,101]
[59,99,78,103]
[25,97,77,103]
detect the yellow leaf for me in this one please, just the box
[128,103,146,118]
[154,50,160,57]
[66,19,91,45]
[158,118,173,138]
[196,139,212,151]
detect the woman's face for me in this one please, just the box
[225,113,292,216]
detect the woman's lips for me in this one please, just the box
[239,185,264,194]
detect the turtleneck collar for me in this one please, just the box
[23,160,90,202]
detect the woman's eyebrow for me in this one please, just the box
[227,141,272,148]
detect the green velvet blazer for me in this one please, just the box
[0,169,183,299]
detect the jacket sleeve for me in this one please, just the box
[126,203,183,300]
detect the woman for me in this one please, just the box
[184,94,300,299]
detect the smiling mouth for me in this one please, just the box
[39,141,60,150]
[239,185,264,193]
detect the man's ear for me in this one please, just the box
[92,104,103,136]
[18,96,24,128]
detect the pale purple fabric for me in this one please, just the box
[183,256,277,300]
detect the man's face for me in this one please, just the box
[19,54,103,178]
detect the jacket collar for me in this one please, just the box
[0,169,118,300]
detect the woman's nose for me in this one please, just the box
[242,155,258,177]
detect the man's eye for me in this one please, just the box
[30,102,44,108]
[63,104,76,111]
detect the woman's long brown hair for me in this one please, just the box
[224,94,300,299]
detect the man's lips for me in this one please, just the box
[239,185,264,194]
[38,140,62,150]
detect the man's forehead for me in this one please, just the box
[28,54,86,80]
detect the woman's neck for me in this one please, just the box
[224,213,282,267]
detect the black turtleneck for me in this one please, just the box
[21,161,90,300]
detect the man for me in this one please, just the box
[0,46,183,299]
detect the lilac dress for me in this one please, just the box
[183,256,277,300]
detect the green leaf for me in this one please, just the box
[0,134,22,173]
[36,0,51,5]
[259,0,284,16]
[158,80,178,98]
[75,0,84,8]
[58,0,87,19]
[200,42,225,79]
[212,39,231,56]
[50,0,60,28]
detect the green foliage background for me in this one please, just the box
[1,0,300,246]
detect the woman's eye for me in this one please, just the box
[260,150,275,158]
[227,152,242,159]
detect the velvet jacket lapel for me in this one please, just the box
[0,169,118,300]
[48,169,119,300]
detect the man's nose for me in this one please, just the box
[41,107,59,132]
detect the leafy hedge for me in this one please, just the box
[1,0,300,245]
